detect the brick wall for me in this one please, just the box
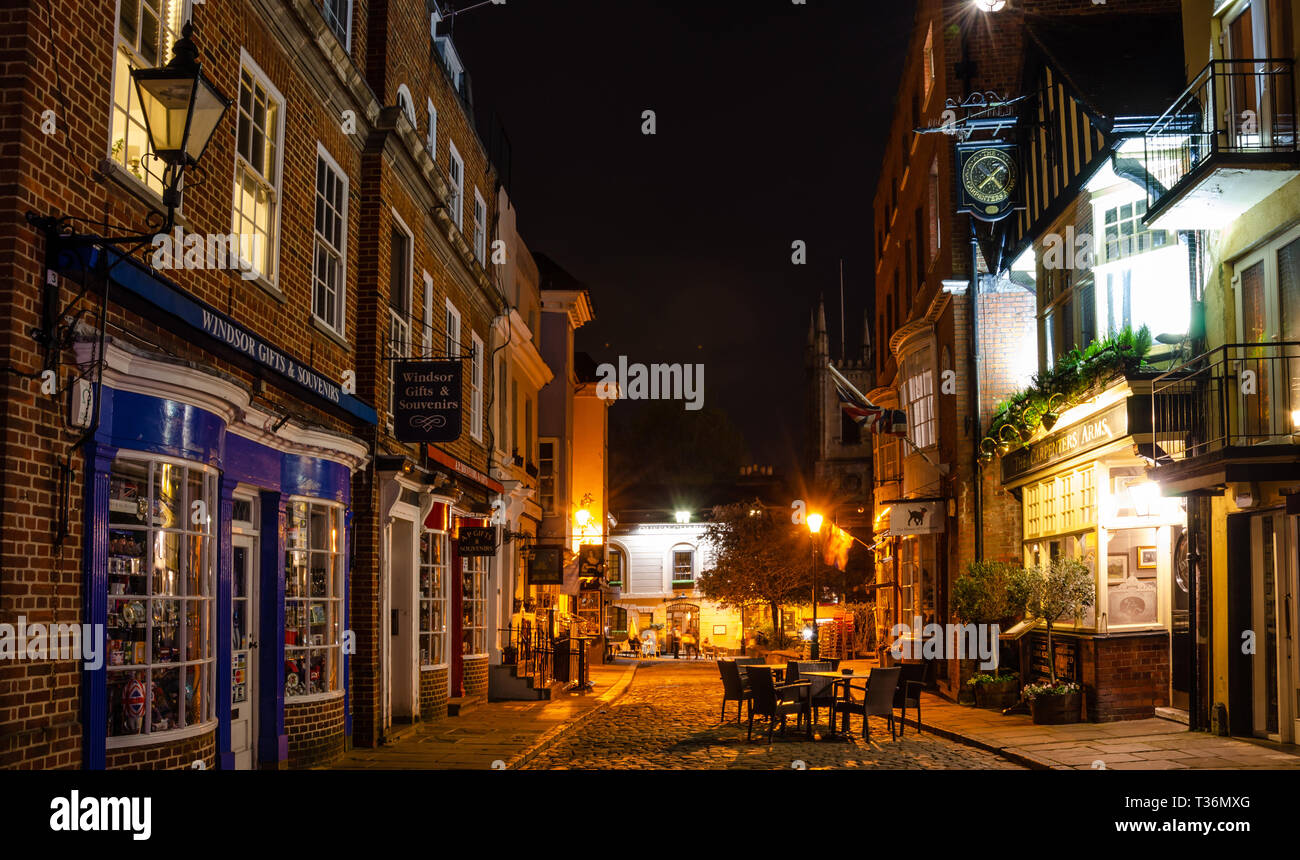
[104,728,216,770]
[419,666,449,719]
[462,655,488,698]
[1082,632,1171,722]
[285,695,345,768]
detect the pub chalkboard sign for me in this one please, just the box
[457,526,496,557]
[392,360,461,443]
[528,545,564,586]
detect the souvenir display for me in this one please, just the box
[123,678,146,734]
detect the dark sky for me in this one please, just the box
[453,0,915,476]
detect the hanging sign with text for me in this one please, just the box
[457,526,497,557]
[392,360,462,443]
[528,545,565,586]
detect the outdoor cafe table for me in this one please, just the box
[744,665,811,738]
[804,671,873,737]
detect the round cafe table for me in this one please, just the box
[804,671,873,737]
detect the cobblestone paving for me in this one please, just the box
[525,661,1024,770]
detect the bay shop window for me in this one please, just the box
[420,528,450,667]
[106,455,216,742]
[284,500,344,698]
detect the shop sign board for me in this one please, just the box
[528,545,564,586]
[392,360,462,443]
[889,500,945,536]
[1029,633,1079,683]
[1002,400,1129,484]
[457,526,496,556]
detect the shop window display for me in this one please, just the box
[285,500,344,697]
[419,529,449,666]
[462,555,488,656]
[106,456,216,741]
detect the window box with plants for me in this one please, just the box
[967,671,1021,710]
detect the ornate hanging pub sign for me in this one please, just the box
[956,140,1022,222]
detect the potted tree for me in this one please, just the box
[1023,557,1096,724]
[951,560,1030,707]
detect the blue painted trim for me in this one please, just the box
[64,242,378,425]
[100,388,224,467]
[216,478,235,770]
[283,454,350,505]
[225,434,283,491]
[83,443,116,770]
[258,492,288,764]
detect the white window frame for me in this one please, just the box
[447,141,464,229]
[389,209,414,359]
[231,50,286,289]
[473,187,487,263]
[105,451,217,748]
[322,0,353,51]
[461,554,489,657]
[470,331,484,441]
[109,0,190,200]
[901,344,937,450]
[420,528,449,669]
[396,84,416,128]
[311,142,349,336]
[422,271,434,358]
[670,546,696,586]
[284,498,346,701]
[445,299,461,359]
[538,438,557,514]
[426,98,437,160]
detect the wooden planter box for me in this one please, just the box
[1030,691,1082,724]
[973,679,1020,710]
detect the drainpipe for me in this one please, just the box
[970,223,984,562]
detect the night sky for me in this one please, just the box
[453,0,915,476]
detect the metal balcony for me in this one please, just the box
[1143,59,1300,230]
[1150,342,1300,491]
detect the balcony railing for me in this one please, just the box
[1143,59,1297,221]
[1151,342,1300,465]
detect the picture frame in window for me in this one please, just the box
[1137,546,1157,570]
[713,624,726,636]
[1107,554,1128,581]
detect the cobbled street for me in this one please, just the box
[525,661,1025,770]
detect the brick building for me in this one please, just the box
[0,0,539,768]
[868,0,1040,698]
[873,0,1191,719]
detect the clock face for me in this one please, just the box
[961,147,1017,207]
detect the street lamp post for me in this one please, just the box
[807,513,823,660]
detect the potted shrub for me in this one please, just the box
[967,671,1020,709]
[1023,557,1096,724]
[951,560,1032,703]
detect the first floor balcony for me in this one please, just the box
[1144,59,1300,230]
[1150,342,1300,491]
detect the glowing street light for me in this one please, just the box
[675,510,691,524]
[806,512,824,659]
[973,0,1006,11]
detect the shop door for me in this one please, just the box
[387,516,417,725]
[1250,511,1298,741]
[231,535,258,769]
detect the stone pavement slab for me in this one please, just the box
[328,660,639,770]
[903,689,1300,770]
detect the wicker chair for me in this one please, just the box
[717,660,754,724]
[894,662,933,734]
[832,667,901,740]
[789,661,836,726]
[745,666,810,742]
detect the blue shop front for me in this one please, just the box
[66,246,374,770]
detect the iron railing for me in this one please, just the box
[1151,341,1300,464]
[1143,58,1297,215]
